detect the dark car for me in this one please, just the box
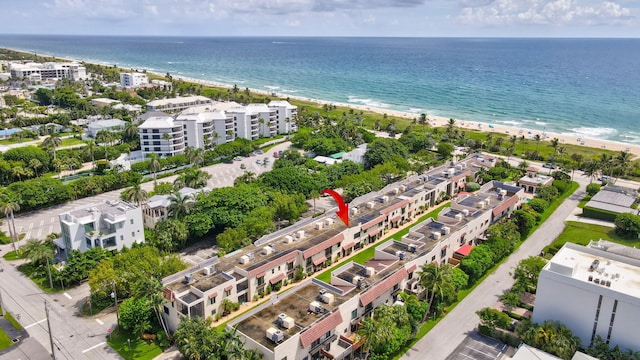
[542,163,556,169]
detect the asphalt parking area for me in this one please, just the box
[445,332,508,360]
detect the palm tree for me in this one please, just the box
[86,140,97,170]
[583,159,600,183]
[120,182,149,207]
[133,277,171,340]
[147,153,161,186]
[123,122,138,142]
[167,190,194,218]
[22,239,55,289]
[550,137,559,153]
[533,134,542,152]
[357,315,378,360]
[174,168,211,189]
[29,158,43,177]
[599,153,613,179]
[615,150,632,177]
[309,190,320,214]
[95,130,112,161]
[1,195,20,253]
[446,118,456,134]
[12,166,27,181]
[418,263,455,321]
[42,133,62,160]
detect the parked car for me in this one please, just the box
[256,150,264,155]
[263,157,270,163]
[256,159,262,165]
[273,151,280,158]
[542,163,556,169]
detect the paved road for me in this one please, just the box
[401,181,589,359]
[1,142,291,242]
[0,258,120,360]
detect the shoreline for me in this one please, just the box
[4,46,640,158]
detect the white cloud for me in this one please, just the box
[457,0,633,26]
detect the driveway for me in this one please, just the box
[401,183,587,359]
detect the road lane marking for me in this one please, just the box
[63,292,72,300]
[82,341,106,353]
[25,319,47,329]
[95,319,104,325]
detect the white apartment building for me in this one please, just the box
[176,106,235,148]
[159,155,523,359]
[533,242,640,352]
[227,105,260,141]
[146,96,214,113]
[138,114,185,158]
[54,200,144,258]
[9,62,87,81]
[120,72,149,88]
[268,100,298,134]
[246,104,277,138]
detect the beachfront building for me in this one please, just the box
[176,106,235,149]
[120,72,149,88]
[146,95,214,113]
[138,114,185,158]
[160,155,526,354]
[268,100,298,134]
[54,200,144,259]
[150,79,173,91]
[9,62,87,82]
[584,184,637,218]
[516,166,554,194]
[91,98,122,108]
[247,103,278,138]
[225,105,260,141]
[532,242,640,353]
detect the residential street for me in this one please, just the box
[401,178,589,359]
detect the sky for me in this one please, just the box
[3,0,640,37]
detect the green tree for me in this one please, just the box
[513,209,537,236]
[437,142,454,159]
[174,168,211,189]
[586,183,601,196]
[156,218,189,250]
[364,138,409,170]
[614,213,640,239]
[22,239,55,289]
[118,297,153,336]
[1,194,21,253]
[41,133,62,161]
[418,263,456,320]
[476,307,512,330]
[168,190,194,219]
[513,256,547,293]
[120,181,149,207]
[147,153,161,186]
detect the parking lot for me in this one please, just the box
[445,332,509,360]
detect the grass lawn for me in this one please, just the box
[578,196,591,209]
[16,262,60,293]
[3,250,24,261]
[60,137,86,147]
[106,327,163,360]
[546,221,638,254]
[0,328,12,351]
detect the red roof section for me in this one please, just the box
[224,285,233,291]
[359,268,408,307]
[455,244,473,256]
[452,170,472,182]
[300,311,343,348]
[492,195,519,217]
[269,273,286,284]
[303,233,344,259]
[248,250,299,277]
[361,215,386,230]
[163,288,174,301]
[380,199,410,215]
[342,241,355,250]
[313,256,327,266]
[407,264,417,273]
[208,291,218,299]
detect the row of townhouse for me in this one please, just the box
[159,154,524,345]
[138,99,297,158]
[9,61,87,82]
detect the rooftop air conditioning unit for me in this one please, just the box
[499,189,507,197]
[351,207,359,216]
[309,301,323,313]
[432,232,441,240]
[321,293,334,305]
[281,316,295,329]
[352,276,364,286]
[396,251,406,260]
[203,267,211,276]
[400,185,407,192]
[441,227,451,235]
[365,267,375,277]
[183,274,194,284]
[297,230,305,239]
[315,222,323,230]
[454,213,463,222]
[325,218,334,226]
[455,165,462,171]
[448,168,455,176]
[239,255,250,264]
[284,235,294,244]
[393,188,400,195]
[408,244,418,253]
[442,171,449,178]
[484,198,491,206]
[476,201,485,209]
[462,209,470,217]
[367,201,375,209]
[262,246,274,256]
[381,196,389,203]
[266,327,284,343]
[460,162,467,168]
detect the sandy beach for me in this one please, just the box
[172,74,640,159]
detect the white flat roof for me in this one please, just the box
[147,95,212,107]
[547,243,640,299]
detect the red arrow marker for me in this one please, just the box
[321,189,349,226]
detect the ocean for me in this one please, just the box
[1,35,639,144]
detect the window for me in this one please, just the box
[431,256,436,262]
[257,276,264,286]
[84,222,95,233]
[354,232,361,238]
[164,306,169,315]
[209,297,216,305]
[130,219,134,225]
[440,247,447,258]
[351,309,358,320]
[86,238,92,249]
[325,248,332,258]
[211,309,216,315]
[120,235,124,241]
[131,232,135,237]
[288,262,294,271]
[224,289,231,297]
[104,236,117,248]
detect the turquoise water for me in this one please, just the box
[1,35,639,144]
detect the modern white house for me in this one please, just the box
[142,187,210,228]
[146,96,214,113]
[120,72,149,88]
[87,119,126,137]
[54,200,144,258]
[533,242,640,352]
[138,114,185,158]
[268,100,298,134]
[9,62,87,81]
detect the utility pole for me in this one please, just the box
[0,287,5,317]
[44,301,56,360]
[111,283,119,326]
